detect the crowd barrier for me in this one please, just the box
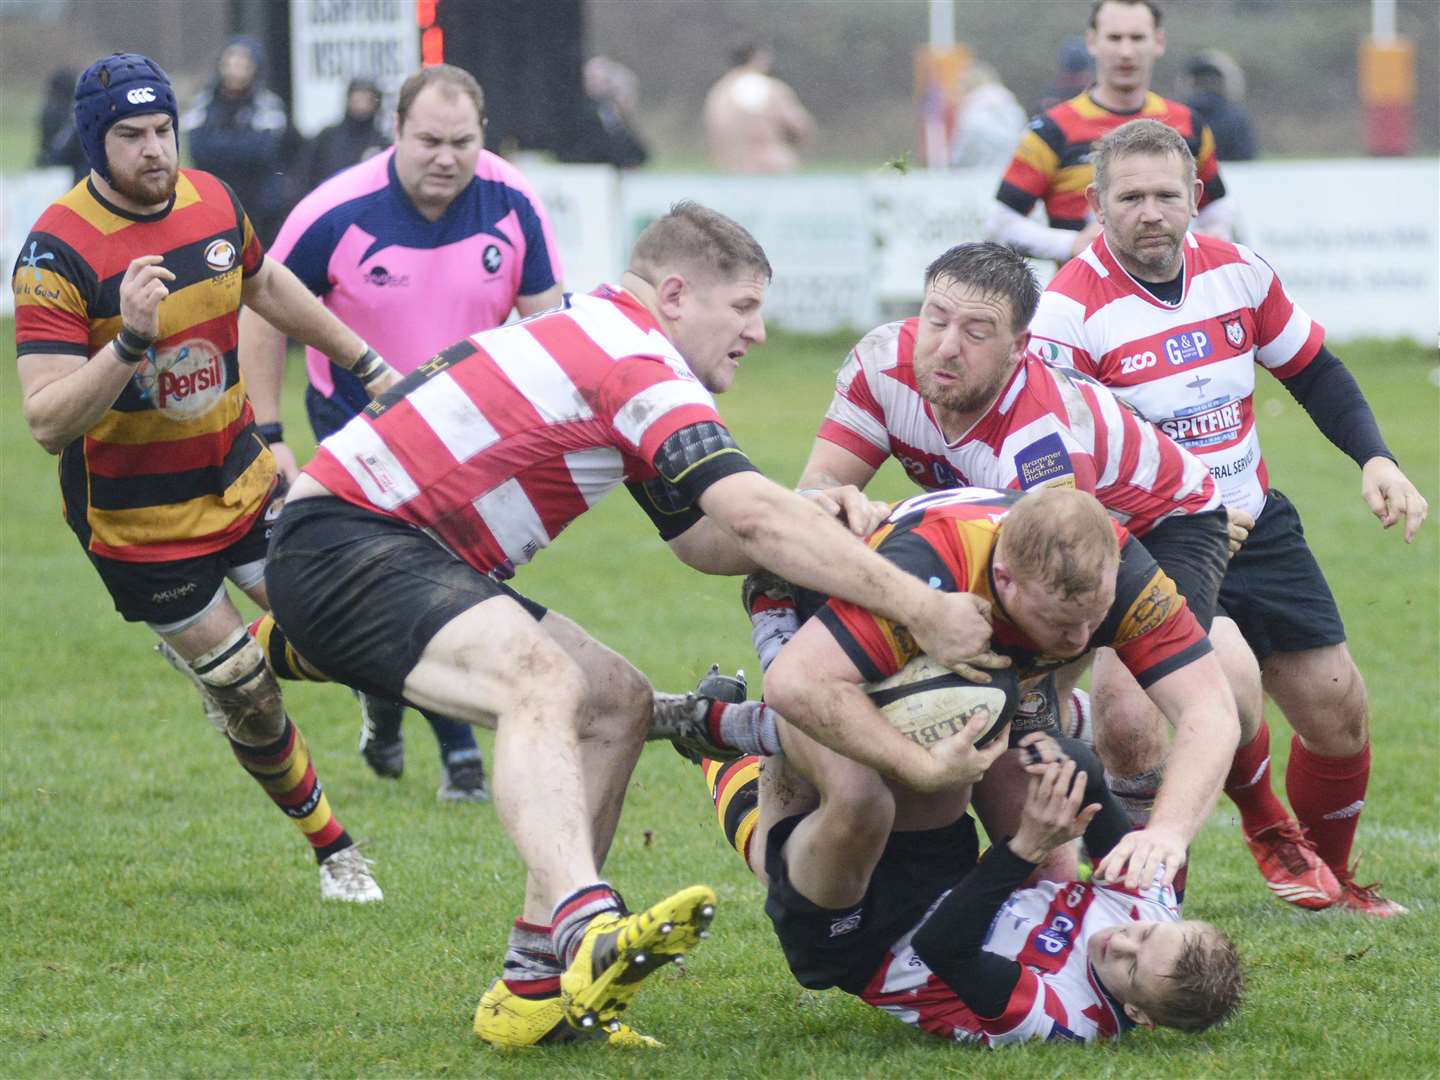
[6,158,1436,342]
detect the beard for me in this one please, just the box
[917,362,1012,418]
[1117,229,1184,279]
[109,159,179,208]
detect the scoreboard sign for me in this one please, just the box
[289,0,420,137]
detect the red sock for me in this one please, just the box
[1223,722,1292,836]
[1286,736,1370,872]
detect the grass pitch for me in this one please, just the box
[1,326,1436,1079]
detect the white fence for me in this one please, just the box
[7,158,1438,342]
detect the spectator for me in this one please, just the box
[1184,50,1258,161]
[36,68,88,182]
[1036,37,1094,113]
[183,36,298,245]
[704,42,815,174]
[563,56,649,169]
[297,77,388,193]
[950,63,1027,169]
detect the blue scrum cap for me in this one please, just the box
[74,53,179,181]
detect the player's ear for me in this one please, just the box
[1085,185,1104,222]
[1153,28,1166,57]
[1191,178,1203,216]
[1124,1002,1156,1029]
[1011,329,1031,360]
[655,272,688,319]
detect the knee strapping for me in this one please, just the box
[191,628,286,744]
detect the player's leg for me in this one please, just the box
[267,496,714,1036]
[158,587,379,902]
[90,534,378,903]
[1262,644,1401,915]
[770,718,899,907]
[1221,490,1388,913]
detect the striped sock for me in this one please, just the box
[709,701,781,756]
[704,755,762,868]
[1104,766,1164,827]
[248,615,328,682]
[502,919,563,999]
[229,717,351,863]
[551,884,624,968]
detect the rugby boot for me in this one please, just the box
[649,666,749,763]
[1243,819,1341,910]
[473,979,659,1048]
[318,845,383,903]
[357,692,405,779]
[438,753,490,803]
[1334,863,1408,917]
[560,885,717,1032]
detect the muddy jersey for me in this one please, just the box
[304,286,751,577]
[816,487,1210,687]
[818,318,1218,536]
[861,876,1179,1045]
[1028,231,1324,518]
[12,171,272,561]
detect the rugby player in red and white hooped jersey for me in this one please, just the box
[1028,118,1429,916]
[723,242,1248,898]
[264,203,1021,1050]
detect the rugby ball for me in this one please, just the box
[866,656,1019,750]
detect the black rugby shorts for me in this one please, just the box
[264,496,547,700]
[1217,489,1345,660]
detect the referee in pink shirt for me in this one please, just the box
[239,65,564,801]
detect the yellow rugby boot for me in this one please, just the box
[560,885,717,1033]
[474,979,660,1049]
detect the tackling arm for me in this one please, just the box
[697,470,1008,680]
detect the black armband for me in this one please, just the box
[256,422,285,444]
[112,325,153,365]
[1279,346,1395,468]
[651,421,758,504]
[627,422,759,540]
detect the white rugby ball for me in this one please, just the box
[866,656,1019,749]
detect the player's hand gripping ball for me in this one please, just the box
[867,656,1019,749]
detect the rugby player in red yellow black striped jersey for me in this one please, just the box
[12,53,403,903]
[985,0,1232,262]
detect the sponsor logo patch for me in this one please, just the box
[1162,329,1213,366]
[364,264,410,288]
[482,244,503,273]
[1115,573,1180,645]
[1033,340,1073,365]
[150,581,198,604]
[1159,397,1243,448]
[204,238,236,272]
[126,86,157,104]
[828,910,863,937]
[19,241,55,282]
[133,339,228,418]
[1015,433,1076,490]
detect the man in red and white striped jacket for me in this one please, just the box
[265,202,1014,1049]
[1028,119,1428,916]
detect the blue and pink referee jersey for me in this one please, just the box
[270,146,563,414]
